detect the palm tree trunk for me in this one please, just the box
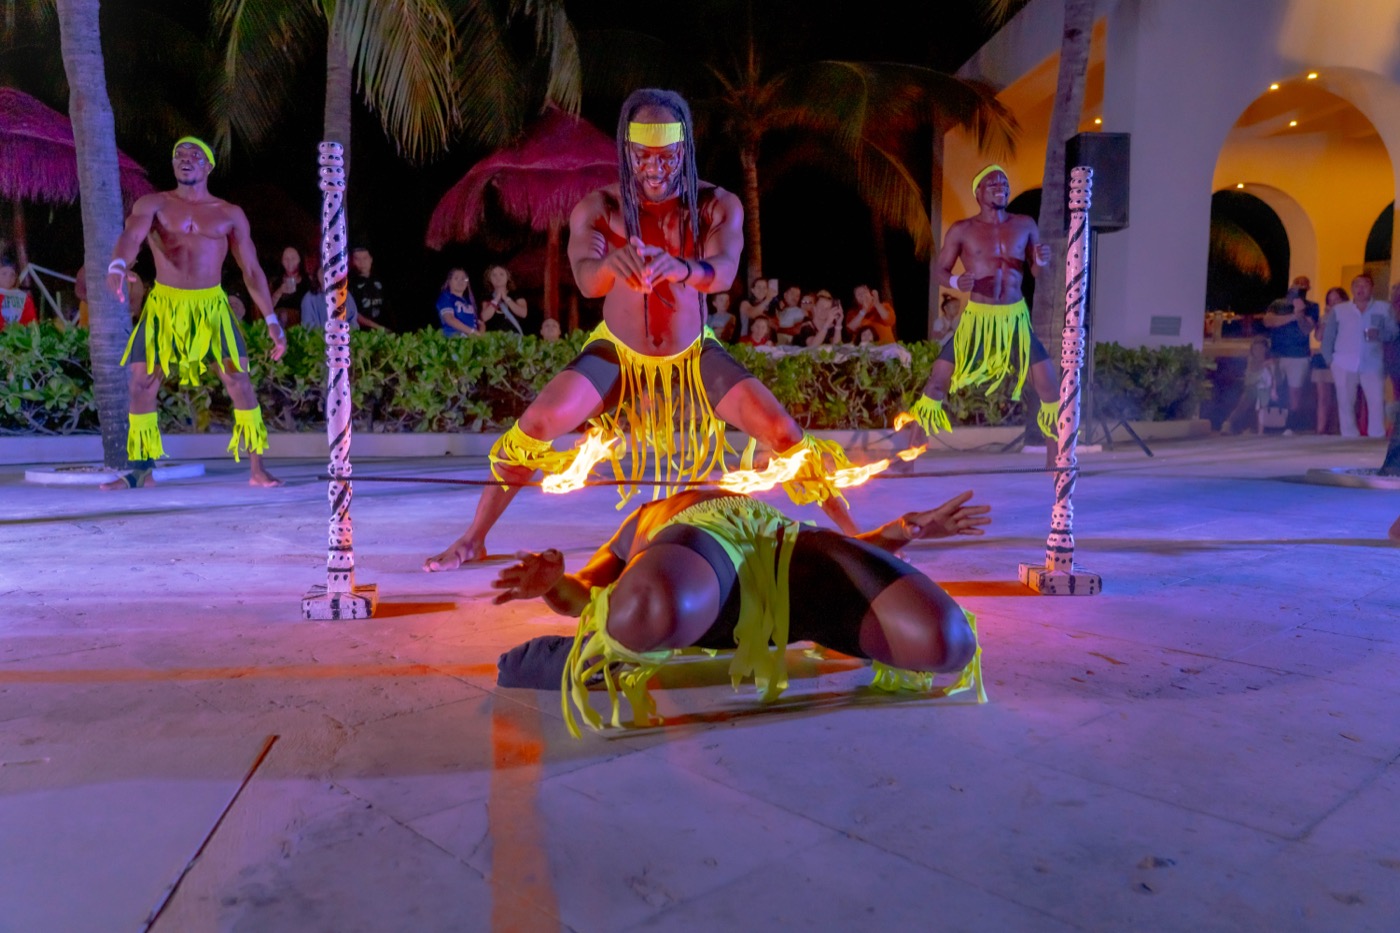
[740,142,762,288]
[12,202,27,271]
[324,6,354,178]
[1031,0,1096,346]
[56,0,130,468]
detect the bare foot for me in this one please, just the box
[250,467,284,487]
[100,468,155,491]
[1389,515,1400,542]
[423,536,487,572]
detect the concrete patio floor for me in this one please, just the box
[2,433,1397,932]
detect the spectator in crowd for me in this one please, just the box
[798,290,845,347]
[1322,272,1397,437]
[1387,282,1400,403]
[774,283,807,345]
[0,259,38,330]
[855,326,878,346]
[706,291,736,342]
[480,264,529,336]
[270,246,308,328]
[738,276,776,339]
[931,293,963,347]
[299,278,364,331]
[1222,337,1281,435]
[539,318,562,342]
[438,268,482,337]
[846,283,896,344]
[349,247,389,329]
[1260,283,1316,431]
[1311,286,1346,434]
[739,314,774,347]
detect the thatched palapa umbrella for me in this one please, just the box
[426,108,615,322]
[0,87,154,267]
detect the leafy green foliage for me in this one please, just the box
[1,325,1212,435]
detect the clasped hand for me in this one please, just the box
[604,236,687,293]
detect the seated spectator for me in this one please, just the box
[739,315,774,347]
[855,326,878,346]
[774,283,807,345]
[270,246,308,328]
[438,268,482,337]
[798,291,845,347]
[738,277,777,339]
[480,264,528,336]
[1222,337,1282,435]
[349,247,390,329]
[845,284,896,343]
[0,259,38,331]
[300,283,362,331]
[539,318,562,342]
[707,292,736,342]
[931,294,962,346]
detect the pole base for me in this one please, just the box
[302,583,379,620]
[1018,563,1102,596]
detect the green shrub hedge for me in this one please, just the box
[0,323,1211,435]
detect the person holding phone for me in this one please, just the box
[1321,272,1397,437]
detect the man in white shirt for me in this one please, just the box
[1322,272,1398,437]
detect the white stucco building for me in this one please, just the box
[943,0,1400,347]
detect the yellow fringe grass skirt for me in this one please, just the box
[949,298,1032,400]
[120,283,244,387]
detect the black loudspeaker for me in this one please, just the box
[1065,132,1130,232]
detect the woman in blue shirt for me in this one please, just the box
[438,268,482,336]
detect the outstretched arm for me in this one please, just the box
[855,490,991,554]
[491,510,641,615]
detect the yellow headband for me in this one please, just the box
[172,136,216,167]
[972,164,1005,197]
[627,122,684,147]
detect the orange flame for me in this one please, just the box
[718,449,810,495]
[542,429,618,494]
[831,459,891,488]
[896,445,927,462]
[892,411,916,431]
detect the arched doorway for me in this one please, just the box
[1206,190,1289,319]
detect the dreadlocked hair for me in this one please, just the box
[616,88,701,261]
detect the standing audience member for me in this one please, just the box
[438,268,482,337]
[1311,286,1346,434]
[1260,284,1315,432]
[1322,272,1397,437]
[706,292,736,342]
[1387,282,1400,404]
[1223,337,1281,435]
[0,259,38,330]
[798,290,844,347]
[774,283,807,345]
[738,277,776,339]
[479,264,529,336]
[349,247,389,329]
[299,280,364,331]
[846,284,896,344]
[270,246,308,328]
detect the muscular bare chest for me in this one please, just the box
[964,220,1030,267]
[150,199,231,250]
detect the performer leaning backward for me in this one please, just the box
[102,137,287,490]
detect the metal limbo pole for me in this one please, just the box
[1019,165,1102,596]
[302,141,378,620]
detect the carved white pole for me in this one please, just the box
[1019,165,1102,596]
[302,141,378,620]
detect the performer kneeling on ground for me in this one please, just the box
[902,165,1059,463]
[491,489,990,736]
[424,88,856,571]
[102,136,287,489]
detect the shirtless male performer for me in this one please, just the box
[491,488,989,735]
[424,88,856,570]
[102,137,287,490]
[902,166,1059,450]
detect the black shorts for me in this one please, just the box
[563,335,754,410]
[937,324,1050,366]
[650,523,920,658]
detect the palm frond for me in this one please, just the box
[445,0,522,149]
[1210,217,1270,280]
[209,0,320,158]
[514,0,581,114]
[339,0,457,161]
[853,138,934,257]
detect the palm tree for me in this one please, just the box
[212,0,583,174]
[52,0,129,467]
[707,34,1017,289]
